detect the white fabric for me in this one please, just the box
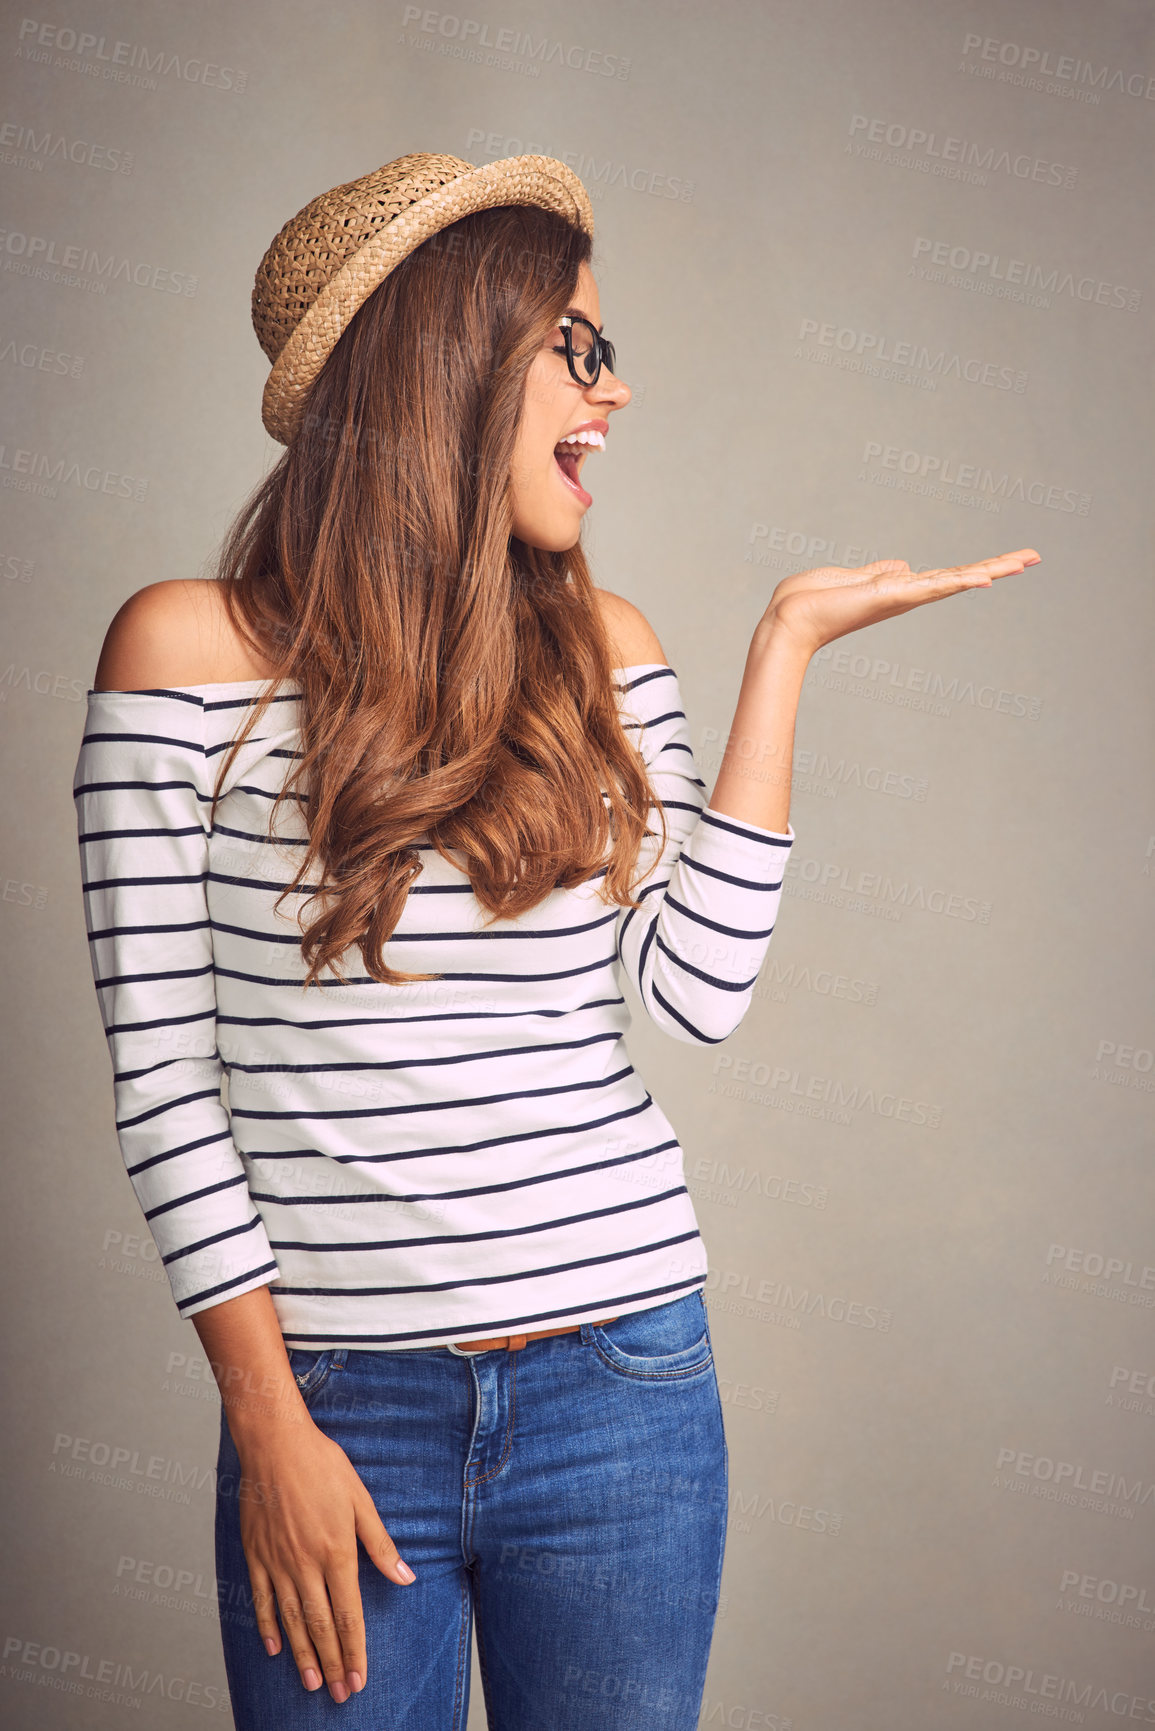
[73,664,794,1348]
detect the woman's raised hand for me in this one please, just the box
[762,548,1041,658]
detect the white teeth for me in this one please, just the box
[556,429,605,450]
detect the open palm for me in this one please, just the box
[766,548,1041,657]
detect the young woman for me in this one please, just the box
[73,151,1039,1728]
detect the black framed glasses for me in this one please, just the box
[554,315,617,387]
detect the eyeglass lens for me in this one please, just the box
[566,319,616,383]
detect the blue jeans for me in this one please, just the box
[214,1288,728,1728]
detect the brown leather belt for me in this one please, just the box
[449,1316,619,1353]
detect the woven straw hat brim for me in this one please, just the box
[259,153,594,445]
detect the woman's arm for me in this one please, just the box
[74,697,281,1318]
[77,588,415,1706]
[608,549,1038,1045]
[613,664,794,1045]
[190,1281,313,1443]
[706,626,809,836]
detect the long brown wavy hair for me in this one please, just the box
[210,202,668,990]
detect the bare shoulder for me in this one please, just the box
[93,579,275,690]
[593,589,668,670]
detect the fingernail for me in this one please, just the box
[304,1668,322,1690]
[330,1681,349,1703]
[1025,555,1041,565]
[265,1638,278,1657]
[396,1559,416,1583]
[348,1672,364,1692]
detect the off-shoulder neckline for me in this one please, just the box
[86,664,674,697]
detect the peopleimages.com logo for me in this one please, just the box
[860,440,1091,515]
[911,236,1140,311]
[465,129,694,202]
[848,113,1077,187]
[401,8,631,78]
[0,227,197,296]
[15,17,248,91]
[944,1650,1155,1721]
[0,120,133,174]
[797,318,1027,392]
[960,33,1155,102]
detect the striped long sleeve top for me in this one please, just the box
[73,663,795,1349]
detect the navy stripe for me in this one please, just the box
[226,1028,623,1077]
[271,1228,703,1300]
[176,1261,282,1312]
[250,1136,680,1207]
[269,1184,688,1254]
[244,1095,656,1168]
[229,1063,639,1123]
[699,807,792,846]
[268,1274,710,1345]
[162,1215,270,1264]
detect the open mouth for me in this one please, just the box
[553,442,594,506]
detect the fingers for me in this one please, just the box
[270,1571,328,1698]
[274,1567,355,1702]
[326,1552,370,1699]
[872,547,1040,598]
[932,547,1041,590]
[942,546,1040,576]
[260,1494,415,1702]
[248,1557,283,1659]
[239,1458,415,1701]
[249,1548,370,1701]
[869,548,1038,582]
[952,546,1040,576]
[848,545,1042,630]
[356,1488,417,1587]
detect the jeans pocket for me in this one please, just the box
[286,1347,343,1406]
[590,1290,713,1381]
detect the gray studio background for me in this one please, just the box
[3,0,1153,1726]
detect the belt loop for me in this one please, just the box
[506,1333,527,1351]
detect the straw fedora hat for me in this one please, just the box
[252,151,595,445]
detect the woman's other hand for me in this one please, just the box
[191,1285,415,1701]
[234,1411,415,1701]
